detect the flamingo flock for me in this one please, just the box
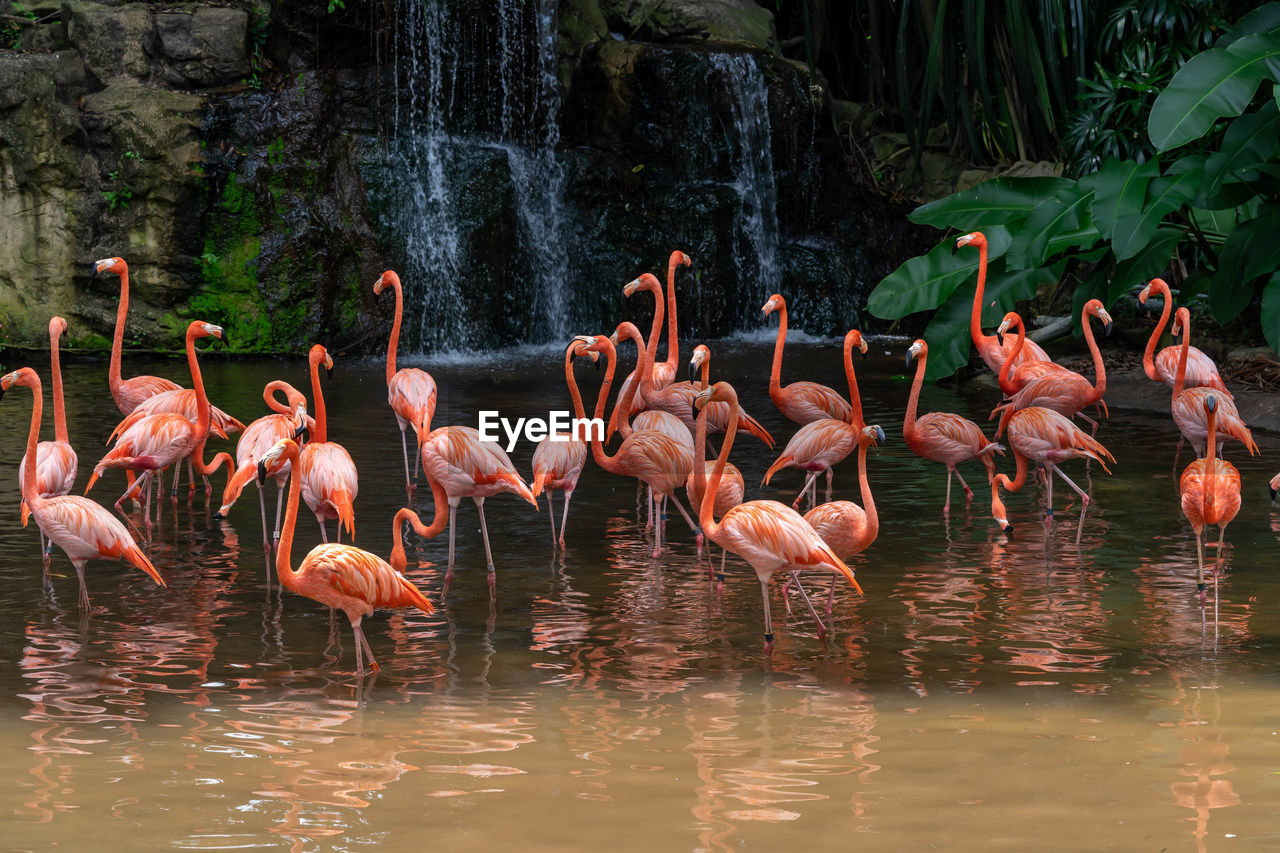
[4,239,1269,672]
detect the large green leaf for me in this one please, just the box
[1209,205,1280,322]
[1189,206,1242,240]
[1148,32,1280,152]
[908,177,1071,230]
[1091,158,1160,241]
[922,282,978,381]
[1202,101,1280,198]
[1105,228,1185,306]
[1007,184,1096,268]
[867,226,1013,320]
[980,260,1068,325]
[1111,171,1199,261]
[1261,271,1280,353]
[1218,2,1280,49]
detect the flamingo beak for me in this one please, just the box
[905,350,914,369]
[293,422,309,443]
[256,459,268,485]
[688,360,698,383]
[874,425,885,444]
[1271,484,1277,501]
[89,262,99,280]
[1104,320,1113,337]
[220,329,231,348]
[1004,522,1014,535]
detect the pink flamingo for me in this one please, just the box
[762,294,854,425]
[641,344,774,446]
[693,381,862,654]
[655,249,692,381]
[1271,473,1279,501]
[1169,308,1257,457]
[530,340,595,550]
[93,256,183,415]
[761,330,867,506]
[216,381,312,551]
[1180,394,1241,611]
[259,438,433,677]
[991,299,1113,436]
[299,345,359,543]
[608,273,670,437]
[375,270,438,496]
[108,387,245,443]
[1139,278,1231,396]
[568,334,696,557]
[989,407,1114,543]
[994,312,1070,395]
[19,317,78,561]
[954,232,1050,372]
[86,321,227,528]
[3,367,164,610]
[419,424,537,598]
[904,339,1003,514]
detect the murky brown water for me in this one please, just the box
[2,340,1279,851]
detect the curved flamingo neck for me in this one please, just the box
[616,325,649,437]
[264,380,293,416]
[698,357,710,390]
[275,443,304,588]
[998,318,1025,393]
[1082,309,1107,403]
[187,327,216,468]
[572,341,622,473]
[1172,309,1191,402]
[50,325,68,444]
[997,450,1028,493]
[699,388,740,540]
[309,355,328,443]
[18,372,43,510]
[643,283,664,382]
[843,335,863,428]
[109,265,129,397]
[854,438,878,549]
[386,279,403,385]
[663,254,681,372]
[904,348,926,443]
[1204,402,1218,510]
[769,302,787,400]
[391,483,448,571]
[1144,280,1171,382]
[970,241,993,352]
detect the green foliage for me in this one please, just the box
[1,3,36,49]
[102,170,132,212]
[867,5,1280,378]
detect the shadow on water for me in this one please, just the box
[1,342,1279,847]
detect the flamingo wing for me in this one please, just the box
[803,499,869,560]
[1007,407,1114,468]
[1173,388,1258,454]
[388,367,437,436]
[779,381,852,424]
[35,496,163,585]
[300,544,433,614]
[1155,346,1232,397]
[913,412,994,465]
[717,500,861,592]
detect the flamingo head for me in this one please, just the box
[995,312,1020,346]
[859,423,885,448]
[694,380,736,413]
[49,316,68,341]
[1138,277,1168,306]
[1205,394,1217,415]
[688,344,709,383]
[1269,472,1279,501]
[578,334,614,363]
[906,339,926,368]
[761,294,784,316]
[623,272,661,298]
[954,232,985,253]
[673,250,691,268]
[565,336,600,369]
[89,256,125,279]
[1171,306,1191,340]
[845,329,868,360]
[257,438,299,483]
[373,269,400,296]
[991,474,1013,535]
[189,322,228,347]
[309,344,334,378]
[1084,299,1113,336]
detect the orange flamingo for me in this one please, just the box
[419,424,537,598]
[642,344,774,446]
[1180,395,1241,610]
[375,270,438,496]
[1139,278,1231,396]
[19,317,78,561]
[93,257,183,415]
[215,381,311,551]
[108,387,245,443]
[1170,308,1258,458]
[904,339,1003,514]
[258,438,433,677]
[607,272,671,438]
[762,294,854,425]
[989,407,1114,543]
[655,249,692,383]
[994,312,1070,395]
[1271,473,1279,501]
[3,367,163,610]
[761,330,867,507]
[693,381,862,654]
[569,334,696,557]
[991,298,1112,437]
[389,479,451,574]
[299,345,359,543]
[530,340,596,550]
[954,232,1050,372]
[86,321,226,528]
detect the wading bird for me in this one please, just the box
[994,312,1069,395]
[299,345,359,542]
[94,256,183,415]
[1139,278,1231,396]
[608,272,670,438]
[762,294,854,426]
[1169,308,1257,458]
[903,339,1002,515]
[375,270,438,496]
[1180,395,1241,611]
[955,231,1049,372]
[259,438,433,677]
[20,317,78,560]
[641,343,773,447]
[4,368,164,610]
[530,340,595,550]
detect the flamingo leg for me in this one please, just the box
[1214,526,1226,628]
[274,482,285,543]
[760,578,775,655]
[317,515,329,543]
[719,549,727,592]
[187,458,196,497]
[476,497,496,598]
[793,469,824,509]
[351,616,365,678]
[443,502,458,596]
[258,483,270,552]
[652,494,663,558]
[1045,462,1092,544]
[781,574,794,614]
[943,469,953,515]
[558,489,573,548]
[400,427,413,496]
[954,468,974,503]
[546,493,557,550]
[74,560,90,612]
[1195,529,1206,606]
[789,571,828,642]
[824,468,833,502]
[826,573,837,615]
[667,493,699,535]
[352,618,379,675]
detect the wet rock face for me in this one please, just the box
[154,6,250,88]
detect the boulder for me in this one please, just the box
[154,5,250,88]
[600,0,776,53]
[62,0,153,81]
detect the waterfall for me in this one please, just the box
[384,0,568,352]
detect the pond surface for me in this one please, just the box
[1,340,1278,850]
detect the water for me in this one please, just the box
[3,344,1280,849]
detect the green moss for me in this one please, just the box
[66,331,111,351]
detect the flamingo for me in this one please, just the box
[86,321,227,528]
[608,272,672,438]
[762,294,854,425]
[375,270,438,496]
[655,249,692,382]
[299,345,359,543]
[641,344,774,446]
[954,232,1050,372]
[108,387,245,443]
[568,334,696,557]
[530,340,595,550]
[93,256,183,415]
[1169,308,1257,458]
[994,312,1071,395]
[693,381,862,654]
[215,381,312,551]
[19,317,78,562]
[3,367,164,610]
[761,329,868,507]
[1139,278,1231,396]
[1271,473,1279,501]
[989,407,1114,543]
[419,424,537,598]
[991,298,1113,437]
[258,438,433,677]
[903,339,1003,514]
[1180,395,1241,612]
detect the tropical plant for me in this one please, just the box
[867,3,1280,379]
